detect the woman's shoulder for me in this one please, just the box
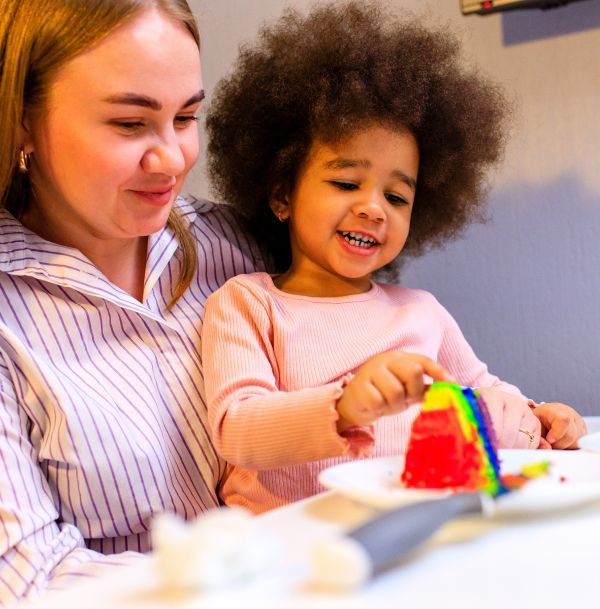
[177,195,239,232]
[178,194,265,272]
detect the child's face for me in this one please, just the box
[274,125,418,295]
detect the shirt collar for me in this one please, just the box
[0,196,196,320]
[143,196,196,302]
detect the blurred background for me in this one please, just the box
[188,0,600,415]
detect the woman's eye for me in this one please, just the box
[175,115,199,128]
[110,120,145,132]
[330,181,358,191]
[109,115,198,133]
[385,192,408,205]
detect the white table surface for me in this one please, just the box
[28,417,600,609]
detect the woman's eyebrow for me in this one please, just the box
[181,90,205,108]
[102,89,205,110]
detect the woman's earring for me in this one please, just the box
[275,211,287,223]
[18,149,31,173]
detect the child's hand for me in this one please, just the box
[532,402,587,449]
[476,387,542,449]
[336,352,454,431]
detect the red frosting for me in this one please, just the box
[401,408,485,489]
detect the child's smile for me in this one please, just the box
[337,230,380,251]
[272,125,419,297]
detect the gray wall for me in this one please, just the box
[188,0,600,415]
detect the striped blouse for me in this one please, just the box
[0,196,260,605]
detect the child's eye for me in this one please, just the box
[175,115,199,128]
[385,192,408,206]
[329,181,358,191]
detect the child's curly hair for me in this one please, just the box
[206,1,509,275]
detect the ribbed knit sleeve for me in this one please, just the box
[202,278,368,469]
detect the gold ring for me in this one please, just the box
[518,427,535,444]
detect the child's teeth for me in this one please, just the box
[341,231,376,248]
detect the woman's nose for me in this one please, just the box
[142,132,186,176]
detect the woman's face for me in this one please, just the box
[22,8,202,246]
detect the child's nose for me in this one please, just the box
[353,198,386,224]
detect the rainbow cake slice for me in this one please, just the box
[401,382,506,496]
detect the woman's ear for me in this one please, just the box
[18,113,35,154]
[269,195,290,223]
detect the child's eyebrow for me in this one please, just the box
[322,158,417,191]
[391,170,417,191]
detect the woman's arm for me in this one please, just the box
[0,368,142,606]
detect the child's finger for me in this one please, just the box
[392,359,427,405]
[387,353,453,398]
[371,368,406,413]
[406,354,455,383]
[549,421,582,449]
[337,382,383,426]
[538,436,553,450]
[545,417,570,445]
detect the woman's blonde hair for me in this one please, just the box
[0,0,199,305]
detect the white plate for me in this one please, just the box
[579,432,600,454]
[319,450,600,516]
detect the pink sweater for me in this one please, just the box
[202,272,523,514]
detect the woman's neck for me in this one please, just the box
[20,209,148,302]
[84,237,148,301]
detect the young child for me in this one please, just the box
[202,1,586,513]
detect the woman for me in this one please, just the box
[0,0,259,603]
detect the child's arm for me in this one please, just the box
[530,402,587,449]
[203,278,375,469]
[336,351,454,431]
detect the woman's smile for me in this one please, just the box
[128,186,175,207]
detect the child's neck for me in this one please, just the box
[273,269,372,297]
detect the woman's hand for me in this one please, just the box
[336,352,454,431]
[532,402,587,449]
[477,387,542,449]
